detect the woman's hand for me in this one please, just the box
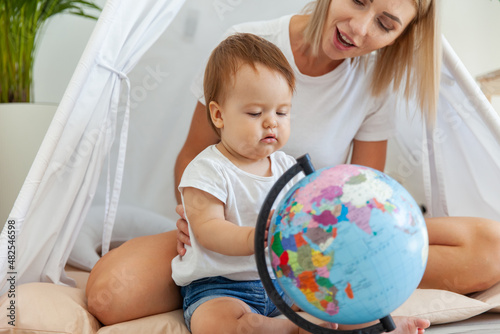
[175,204,191,256]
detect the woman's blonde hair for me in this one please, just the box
[303,0,441,120]
[203,33,296,136]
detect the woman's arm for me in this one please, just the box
[183,186,256,256]
[350,139,387,172]
[174,101,220,203]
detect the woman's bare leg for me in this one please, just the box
[421,217,500,294]
[86,231,181,325]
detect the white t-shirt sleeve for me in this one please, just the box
[178,157,228,204]
[354,89,397,142]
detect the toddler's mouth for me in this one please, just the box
[262,134,277,143]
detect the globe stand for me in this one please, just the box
[255,154,396,334]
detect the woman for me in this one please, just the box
[86,0,500,329]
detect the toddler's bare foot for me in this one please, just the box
[390,316,430,334]
[297,322,338,334]
[296,316,428,334]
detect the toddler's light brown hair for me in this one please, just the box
[203,33,295,136]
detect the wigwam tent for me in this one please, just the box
[1,0,500,301]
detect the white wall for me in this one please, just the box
[441,0,500,78]
[32,0,500,106]
[33,0,106,103]
[441,0,500,112]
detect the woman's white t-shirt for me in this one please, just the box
[191,15,397,170]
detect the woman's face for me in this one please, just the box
[321,0,417,59]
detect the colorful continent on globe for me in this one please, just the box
[270,166,397,316]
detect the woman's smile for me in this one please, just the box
[335,28,357,49]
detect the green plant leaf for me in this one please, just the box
[0,0,102,102]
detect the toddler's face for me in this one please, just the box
[212,63,292,161]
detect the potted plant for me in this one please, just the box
[0,0,101,103]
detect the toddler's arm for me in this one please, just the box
[183,186,256,256]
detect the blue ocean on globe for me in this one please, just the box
[269,164,428,324]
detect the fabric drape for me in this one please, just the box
[0,0,186,294]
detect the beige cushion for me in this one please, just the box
[65,264,91,290]
[471,281,500,312]
[0,283,100,334]
[393,287,500,325]
[97,310,189,334]
[3,277,500,333]
[0,329,71,334]
[0,280,190,334]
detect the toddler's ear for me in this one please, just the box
[209,101,224,129]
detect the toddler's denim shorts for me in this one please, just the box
[181,276,293,331]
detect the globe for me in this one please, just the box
[266,163,428,326]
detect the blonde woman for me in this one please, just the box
[87,0,500,330]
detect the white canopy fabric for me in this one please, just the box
[430,38,500,218]
[1,0,500,296]
[0,0,186,294]
[386,38,500,220]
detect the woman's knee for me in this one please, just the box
[87,266,181,325]
[86,247,143,324]
[458,218,500,292]
[86,232,182,324]
[86,271,127,325]
[476,219,500,277]
[425,216,500,293]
